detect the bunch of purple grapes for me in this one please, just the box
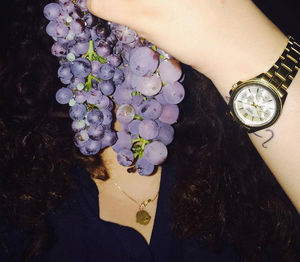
[44,0,185,176]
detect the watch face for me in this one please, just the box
[232,83,280,128]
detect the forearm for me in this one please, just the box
[248,74,300,213]
[192,0,286,96]
[192,1,300,211]
[87,0,300,211]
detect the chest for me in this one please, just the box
[98,190,158,244]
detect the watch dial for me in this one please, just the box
[232,84,278,127]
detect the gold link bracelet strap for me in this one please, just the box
[263,36,300,91]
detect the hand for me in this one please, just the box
[86,0,228,70]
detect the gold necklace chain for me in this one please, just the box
[113,182,159,226]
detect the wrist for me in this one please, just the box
[191,0,288,99]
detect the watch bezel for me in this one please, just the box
[228,76,286,133]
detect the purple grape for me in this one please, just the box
[113,68,125,86]
[87,109,103,125]
[86,89,102,104]
[131,96,144,113]
[77,28,92,42]
[128,119,141,135]
[61,1,75,13]
[72,120,86,132]
[74,129,89,148]
[131,95,144,107]
[71,7,84,20]
[57,37,75,48]
[106,33,118,46]
[122,65,135,86]
[107,54,122,67]
[135,74,162,96]
[44,9,186,169]
[51,42,66,57]
[116,104,135,124]
[76,0,88,11]
[68,77,85,90]
[112,131,132,152]
[154,93,168,105]
[69,104,87,120]
[88,124,104,140]
[70,19,85,35]
[74,90,87,103]
[83,139,102,155]
[73,41,89,55]
[113,24,137,44]
[99,64,115,80]
[162,82,185,104]
[71,58,91,78]
[98,80,115,96]
[129,47,159,76]
[113,85,132,105]
[96,41,112,57]
[56,10,70,24]
[106,99,114,111]
[91,60,102,77]
[101,130,117,148]
[101,109,113,125]
[130,73,141,90]
[59,0,71,4]
[121,123,129,133]
[44,3,62,21]
[68,46,80,58]
[46,22,58,37]
[139,99,162,120]
[155,122,174,145]
[60,77,72,85]
[139,120,159,140]
[84,13,97,27]
[119,43,132,64]
[136,157,155,176]
[144,141,168,165]
[95,22,110,38]
[159,104,179,124]
[117,149,134,167]
[96,95,111,109]
[158,59,182,83]
[55,87,73,104]
[58,64,73,80]
[46,22,69,38]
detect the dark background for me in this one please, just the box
[253,0,300,40]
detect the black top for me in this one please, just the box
[0,163,239,261]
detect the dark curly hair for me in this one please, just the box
[0,0,299,261]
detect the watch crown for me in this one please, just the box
[232,81,242,89]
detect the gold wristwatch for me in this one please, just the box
[228,36,300,133]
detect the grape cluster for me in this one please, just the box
[44,0,185,176]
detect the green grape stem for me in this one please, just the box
[152,44,167,60]
[81,40,105,92]
[83,40,107,64]
[131,135,150,159]
[84,73,101,92]
[131,91,147,101]
[134,114,143,120]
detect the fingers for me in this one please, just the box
[87,0,137,25]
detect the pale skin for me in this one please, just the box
[92,111,162,244]
[87,0,300,243]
